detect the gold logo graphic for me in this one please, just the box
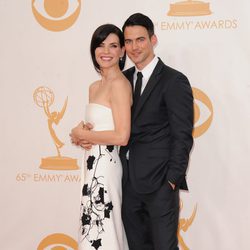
[33,86,78,170]
[178,200,197,250]
[168,0,212,16]
[192,87,213,138]
[37,233,77,250]
[32,0,81,31]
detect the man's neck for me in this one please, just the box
[135,54,155,71]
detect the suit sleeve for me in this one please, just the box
[164,73,194,187]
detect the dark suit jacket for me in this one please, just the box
[120,58,194,194]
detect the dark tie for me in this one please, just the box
[133,72,143,109]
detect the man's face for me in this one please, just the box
[124,25,157,70]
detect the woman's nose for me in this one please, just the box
[104,46,109,53]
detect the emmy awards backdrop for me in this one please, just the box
[1,0,250,249]
[33,86,79,170]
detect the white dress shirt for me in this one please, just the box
[133,56,159,95]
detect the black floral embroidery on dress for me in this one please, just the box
[106,145,114,152]
[82,184,90,196]
[91,239,102,250]
[104,202,113,218]
[80,145,116,249]
[82,213,91,225]
[105,145,116,163]
[87,155,95,170]
[96,187,104,204]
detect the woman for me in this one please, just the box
[70,24,131,250]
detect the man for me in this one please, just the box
[119,13,194,250]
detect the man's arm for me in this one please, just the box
[164,73,194,187]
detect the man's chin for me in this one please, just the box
[130,57,142,65]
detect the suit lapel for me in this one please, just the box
[132,59,164,122]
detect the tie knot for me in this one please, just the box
[137,71,143,79]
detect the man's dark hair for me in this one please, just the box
[90,24,126,72]
[122,13,155,37]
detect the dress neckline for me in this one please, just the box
[88,103,112,110]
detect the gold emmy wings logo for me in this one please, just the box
[192,87,213,138]
[37,233,77,250]
[33,86,78,170]
[178,200,197,250]
[32,0,81,31]
[168,0,212,16]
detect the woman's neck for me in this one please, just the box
[100,65,121,82]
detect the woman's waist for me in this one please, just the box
[84,145,120,160]
[90,144,119,151]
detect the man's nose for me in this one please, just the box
[132,41,138,50]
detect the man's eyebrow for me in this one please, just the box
[125,36,145,41]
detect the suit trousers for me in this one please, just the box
[122,179,180,250]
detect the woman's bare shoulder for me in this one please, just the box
[89,80,101,93]
[89,80,100,89]
[112,74,131,90]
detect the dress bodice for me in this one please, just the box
[85,103,114,131]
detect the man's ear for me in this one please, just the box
[151,34,158,46]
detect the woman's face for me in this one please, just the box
[95,33,124,70]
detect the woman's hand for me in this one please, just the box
[70,121,84,144]
[70,122,94,150]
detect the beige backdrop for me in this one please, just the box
[0,0,249,249]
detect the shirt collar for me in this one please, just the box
[134,56,159,80]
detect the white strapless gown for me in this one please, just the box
[78,103,128,250]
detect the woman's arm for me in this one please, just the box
[71,78,131,146]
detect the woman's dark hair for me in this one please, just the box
[122,13,154,38]
[90,24,126,72]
